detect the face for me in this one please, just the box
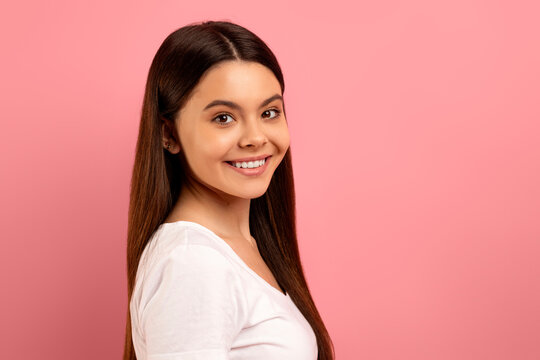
[165,60,290,200]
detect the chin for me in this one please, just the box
[234,186,270,200]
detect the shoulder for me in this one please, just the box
[132,222,245,307]
[165,243,237,279]
[138,222,234,275]
[133,240,249,355]
[150,242,243,303]
[130,223,251,353]
[133,224,248,326]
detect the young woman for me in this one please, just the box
[123,20,335,360]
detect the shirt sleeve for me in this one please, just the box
[140,244,244,360]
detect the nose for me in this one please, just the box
[239,117,268,148]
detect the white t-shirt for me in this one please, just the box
[130,220,318,360]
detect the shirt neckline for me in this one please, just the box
[161,220,289,298]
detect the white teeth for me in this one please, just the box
[232,158,266,169]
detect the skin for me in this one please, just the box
[161,60,290,292]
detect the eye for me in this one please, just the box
[212,108,282,127]
[262,108,281,119]
[212,113,234,126]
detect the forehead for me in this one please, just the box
[186,61,282,108]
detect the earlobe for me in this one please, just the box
[163,140,181,154]
[161,121,181,153]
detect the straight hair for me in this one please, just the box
[123,20,335,360]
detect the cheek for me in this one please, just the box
[190,127,230,150]
[273,124,290,151]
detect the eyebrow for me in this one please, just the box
[203,94,283,112]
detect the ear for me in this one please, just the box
[161,120,181,154]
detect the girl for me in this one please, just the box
[123,20,335,360]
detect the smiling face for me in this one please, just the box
[166,60,290,200]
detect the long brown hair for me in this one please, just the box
[123,20,335,360]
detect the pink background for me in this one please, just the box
[1,1,539,359]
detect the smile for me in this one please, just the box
[224,156,271,176]
[226,157,268,168]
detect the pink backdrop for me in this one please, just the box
[1,1,539,359]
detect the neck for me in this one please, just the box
[165,181,253,245]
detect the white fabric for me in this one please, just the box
[130,221,318,360]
